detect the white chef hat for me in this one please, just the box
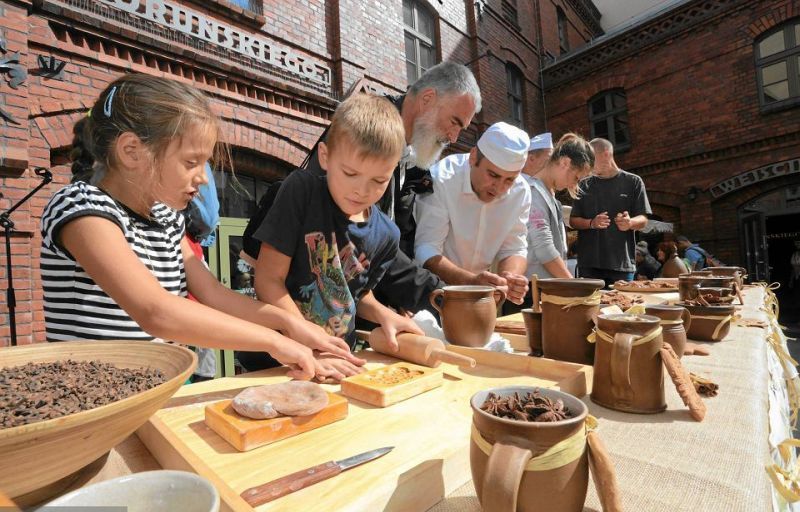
[476,122,529,173]
[529,132,553,151]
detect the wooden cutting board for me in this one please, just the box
[205,392,348,452]
[340,362,442,407]
[137,349,591,512]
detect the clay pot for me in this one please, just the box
[690,270,713,277]
[696,287,734,305]
[678,274,705,301]
[430,286,506,347]
[470,386,589,512]
[645,304,691,357]
[709,266,746,289]
[591,314,666,414]
[681,303,735,342]
[521,309,543,357]
[537,278,605,365]
[659,256,688,278]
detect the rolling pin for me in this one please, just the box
[368,329,476,368]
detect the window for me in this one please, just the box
[403,0,437,83]
[755,19,800,110]
[502,0,519,27]
[506,64,524,128]
[227,0,262,15]
[589,89,631,151]
[557,7,569,54]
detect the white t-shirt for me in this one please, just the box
[40,182,187,341]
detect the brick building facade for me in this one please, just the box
[542,0,800,286]
[0,0,600,346]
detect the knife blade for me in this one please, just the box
[240,446,393,507]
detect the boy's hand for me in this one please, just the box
[378,311,425,352]
[284,316,366,366]
[271,339,316,380]
[304,355,366,383]
[591,211,611,229]
[614,211,632,231]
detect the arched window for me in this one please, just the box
[403,0,438,83]
[506,63,525,128]
[589,89,630,151]
[557,7,569,54]
[755,19,800,110]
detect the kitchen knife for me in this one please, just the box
[240,446,393,506]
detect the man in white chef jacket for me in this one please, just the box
[414,122,531,304]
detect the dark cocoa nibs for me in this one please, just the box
[0,360,165,429]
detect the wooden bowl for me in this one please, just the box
[0,340,196,502]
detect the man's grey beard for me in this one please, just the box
[409,113,448,170]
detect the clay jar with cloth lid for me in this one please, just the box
[537,278,605,364]
[681,303,735,342]
[470,386,590,512]
[645,304,691,358]
[590,314,666,414]
[429,286,506,347]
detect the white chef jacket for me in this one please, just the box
[414,153,530,273]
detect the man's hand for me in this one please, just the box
[284,316,366,366]
[614,211,632,231]
[377,311,425,353]
[592,211,611,229]
[499,271,529,304]
[472,271,511,303]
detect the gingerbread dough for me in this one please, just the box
[232,381,329,419]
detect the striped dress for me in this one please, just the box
[40,182,187,341]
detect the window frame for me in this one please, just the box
[403,0,439,84]
[557,6,570,55]
[501,0,519,28]
[588,89,631,152]
[754,19,800,112]
[506,63,525,129]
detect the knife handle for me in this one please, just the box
[241,461,342,507]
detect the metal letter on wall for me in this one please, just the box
[0,44,28,125]
[709,158,800,198]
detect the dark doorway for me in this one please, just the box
[767,212,800,335]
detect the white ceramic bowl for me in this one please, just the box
[45,470,219,512]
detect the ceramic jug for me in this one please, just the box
[537,278,605,364]
[682,303,735,342]
[645,304,691,357]
[591,314,666,414]
[521,308,543,357]
[678,274,705,301]
[471,386,589,512]
[430,286,506,347]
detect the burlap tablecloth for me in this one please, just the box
[431,287,775,512]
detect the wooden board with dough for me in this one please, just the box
[137,349,591,512]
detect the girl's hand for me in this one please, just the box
[377,311,425,352]
[270,338,316,380]
[284,316,366,366]
[296,355,366,383]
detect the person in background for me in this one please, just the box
[656,241,690,277]
[676,235,711,271]
[635,244,660,280]
[566,240,579,277]
[414,122,531,305]
[525,133,595,281]
[570,138,651,287]
[523,132,553,179]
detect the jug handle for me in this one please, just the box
[493,288,507,307]
[610,333,635,405]
[681,307,691,332]
[429,289,444,315]
[482,440,533,512]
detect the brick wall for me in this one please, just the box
[543,0,800,265]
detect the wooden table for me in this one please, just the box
[41,288,788,511]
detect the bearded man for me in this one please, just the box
[303,62,482,315]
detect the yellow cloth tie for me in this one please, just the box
[690,314,732,340]
[471,415,598,471]
[657,319,684,325]
[541,291,602,310]
[587,326,662,346]
[766,438,800,502]
[624,304,647,315]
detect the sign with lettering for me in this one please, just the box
[709,158,800,198]
[100,0,331,87]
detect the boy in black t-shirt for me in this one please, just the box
[249,94,424,381]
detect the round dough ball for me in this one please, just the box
[232,381,329,419]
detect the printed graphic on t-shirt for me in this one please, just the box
[296,232,370,337]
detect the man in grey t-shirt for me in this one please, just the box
[570,139,651,287]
